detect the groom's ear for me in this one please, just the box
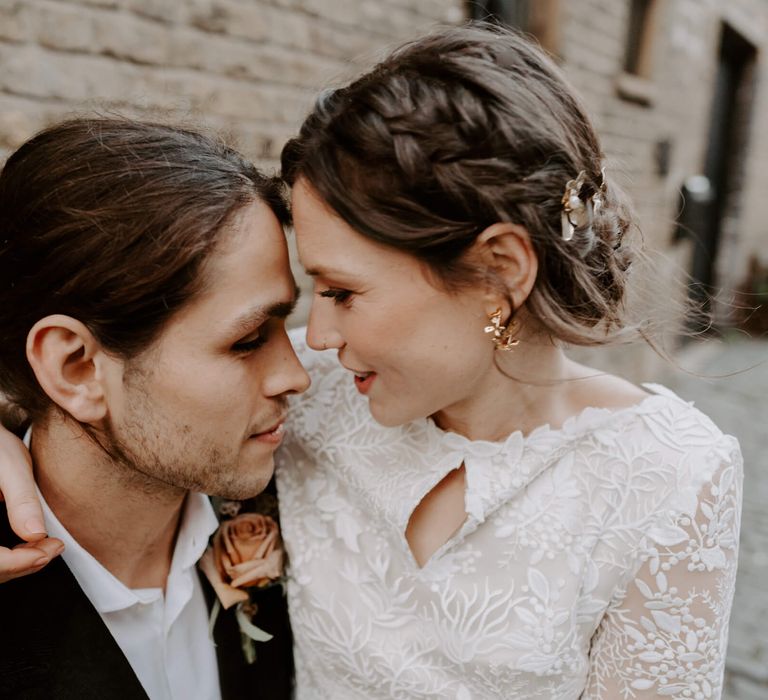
[26,315,118,423]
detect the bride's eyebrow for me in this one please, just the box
[304,265,332,278]
[304,264,361,282]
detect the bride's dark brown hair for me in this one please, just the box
[282,23,643,346]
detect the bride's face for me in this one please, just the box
[292,180,499,428]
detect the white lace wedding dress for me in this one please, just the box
[276,333,742,699]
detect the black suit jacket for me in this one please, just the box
[0,503,294,699]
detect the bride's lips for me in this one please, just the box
[250,417,287,445]
[353,371,377,395]
[341,362,377,395]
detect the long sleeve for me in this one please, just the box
[584,452,742,699]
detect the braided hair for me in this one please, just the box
[282,23,639,345]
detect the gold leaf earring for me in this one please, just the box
[484,308,520,350]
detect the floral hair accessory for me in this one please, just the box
[560,168,607,241]
[200,509,286,663]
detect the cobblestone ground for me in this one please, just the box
[662,337,768,700]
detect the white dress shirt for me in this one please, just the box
[33,439,222,700]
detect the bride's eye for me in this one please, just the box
[319,288,353,306]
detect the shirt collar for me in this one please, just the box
[25,428,219,614]
[171,488,220,573]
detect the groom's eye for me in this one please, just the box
[319,288,354,306]
[232,333,267,354]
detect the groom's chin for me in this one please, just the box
[208,457,275,500]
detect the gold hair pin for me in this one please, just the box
[560,168,606,241]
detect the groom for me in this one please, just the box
[0,119,309,699]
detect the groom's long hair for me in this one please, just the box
[0,117,288,423]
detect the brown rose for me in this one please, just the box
[199,513,284,610]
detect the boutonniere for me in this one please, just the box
[200,498,286,664]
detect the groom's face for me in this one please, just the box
[102,200,310,499]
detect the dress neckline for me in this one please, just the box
[397,383,692,569]
[420,382,685,452]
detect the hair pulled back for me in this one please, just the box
[0,117,288,421]
[282,23,639,345]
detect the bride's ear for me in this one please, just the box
[26,315,113,424]
[473,222,538,310]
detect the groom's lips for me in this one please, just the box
[250,416,287,445]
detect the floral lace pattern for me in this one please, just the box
[276,332,742,699]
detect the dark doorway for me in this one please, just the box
[468,0,530,28]
[691,24,757,316]
[466,0,560,53]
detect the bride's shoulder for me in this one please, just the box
[569,375,742,554]
[584,376,742,502]
[567,367,741,483]
[593,374,734,449]
[567,366,720,441]
[577,372,649,410]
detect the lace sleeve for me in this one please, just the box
[583,447,742,699]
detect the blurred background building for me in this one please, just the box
[0,1,766,697]
[479,0,768,375]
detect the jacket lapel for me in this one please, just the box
[198,569,294,700]
[0,506,148,699]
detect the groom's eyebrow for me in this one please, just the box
[228,286,301,335]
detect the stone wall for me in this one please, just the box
[0,0,464,168]
[555,0,768,378]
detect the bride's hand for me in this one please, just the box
[0,427,63,582]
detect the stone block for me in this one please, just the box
[59,0,121,8]
[0,43,146,103]
[0,0,30,42]
[0,95,59,149]
[124,0,200,24]
[167,27,343,87]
